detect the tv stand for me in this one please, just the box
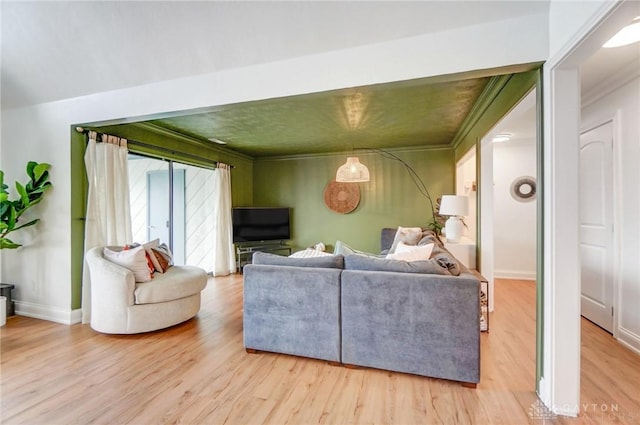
[235,241,291,272]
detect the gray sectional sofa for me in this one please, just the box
[242,232,481,386]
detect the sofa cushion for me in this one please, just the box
[253,251,344,269]
[134,265,207,304]
[344,254,451,275]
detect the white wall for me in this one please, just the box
[582,74,640,354]
[493,140,537,280]
[0,14,548,323]
[548,0,612,60]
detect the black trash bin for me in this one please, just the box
[0,284,15,317]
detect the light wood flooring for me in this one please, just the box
[1,277,639,424]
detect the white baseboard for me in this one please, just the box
[536,379,581,417]
[617,326,640,356]
[554,405,579,417]
[15,300,82,325]
[494,269,537,280]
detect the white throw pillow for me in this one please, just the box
[103,245,153,282]
[386,242,435,262]
[289,248,333,258]
[389,226,423,254]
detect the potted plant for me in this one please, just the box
[0,161,53,249]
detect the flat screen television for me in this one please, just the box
[232,207,291,243]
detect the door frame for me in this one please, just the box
[580,114,621,338]
[541,0,636,415]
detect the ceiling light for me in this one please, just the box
[336,157,370,183]
[208,137,227,145]
[604,17,640,48]
[492,133,512,143]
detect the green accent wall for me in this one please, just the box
[252,148,455,253]
[70,128,88,309]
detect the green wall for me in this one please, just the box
[252,148,455,253]
[70,129,88,309]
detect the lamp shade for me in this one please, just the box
[439,195,469,216]
[336,157,370,183]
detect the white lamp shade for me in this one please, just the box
[439,195,469,216]
[336,157,370,183]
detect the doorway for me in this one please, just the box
[479,89,538,313]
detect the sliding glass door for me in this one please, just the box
[127,154,215,271]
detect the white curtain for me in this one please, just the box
[212,163,236,276]
[82,132,132,323]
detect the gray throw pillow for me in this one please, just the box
[389,226,423,254]
[417,230,444,248]
[344,254,451,275]
[430,246,462,276]
[252,251,344,269]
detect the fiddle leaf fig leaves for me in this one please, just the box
[0,162,52,249]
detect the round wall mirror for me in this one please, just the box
[510,176,537,202]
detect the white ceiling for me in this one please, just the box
[581,41,640,100]
[488,88,536,144]
[494,16,640,144]
[1,1,550,108]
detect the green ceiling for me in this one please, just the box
[147,77,489,158]
[92,63,541,159]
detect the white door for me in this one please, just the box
[579,121,614,333]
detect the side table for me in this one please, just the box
[0,283,16,317]
[443,236,476,269]
[468,270,489,333]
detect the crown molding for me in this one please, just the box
[450,74,513,150]
[581,56,640,108]
[254,144,453,162]
[130,122,254,161]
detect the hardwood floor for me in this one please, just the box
[1,277,639,424]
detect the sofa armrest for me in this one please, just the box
[243,264,342,362]
[85,247,136,332]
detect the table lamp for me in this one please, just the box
[439,195,469,243]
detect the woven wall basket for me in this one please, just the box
[323,180,360,214]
